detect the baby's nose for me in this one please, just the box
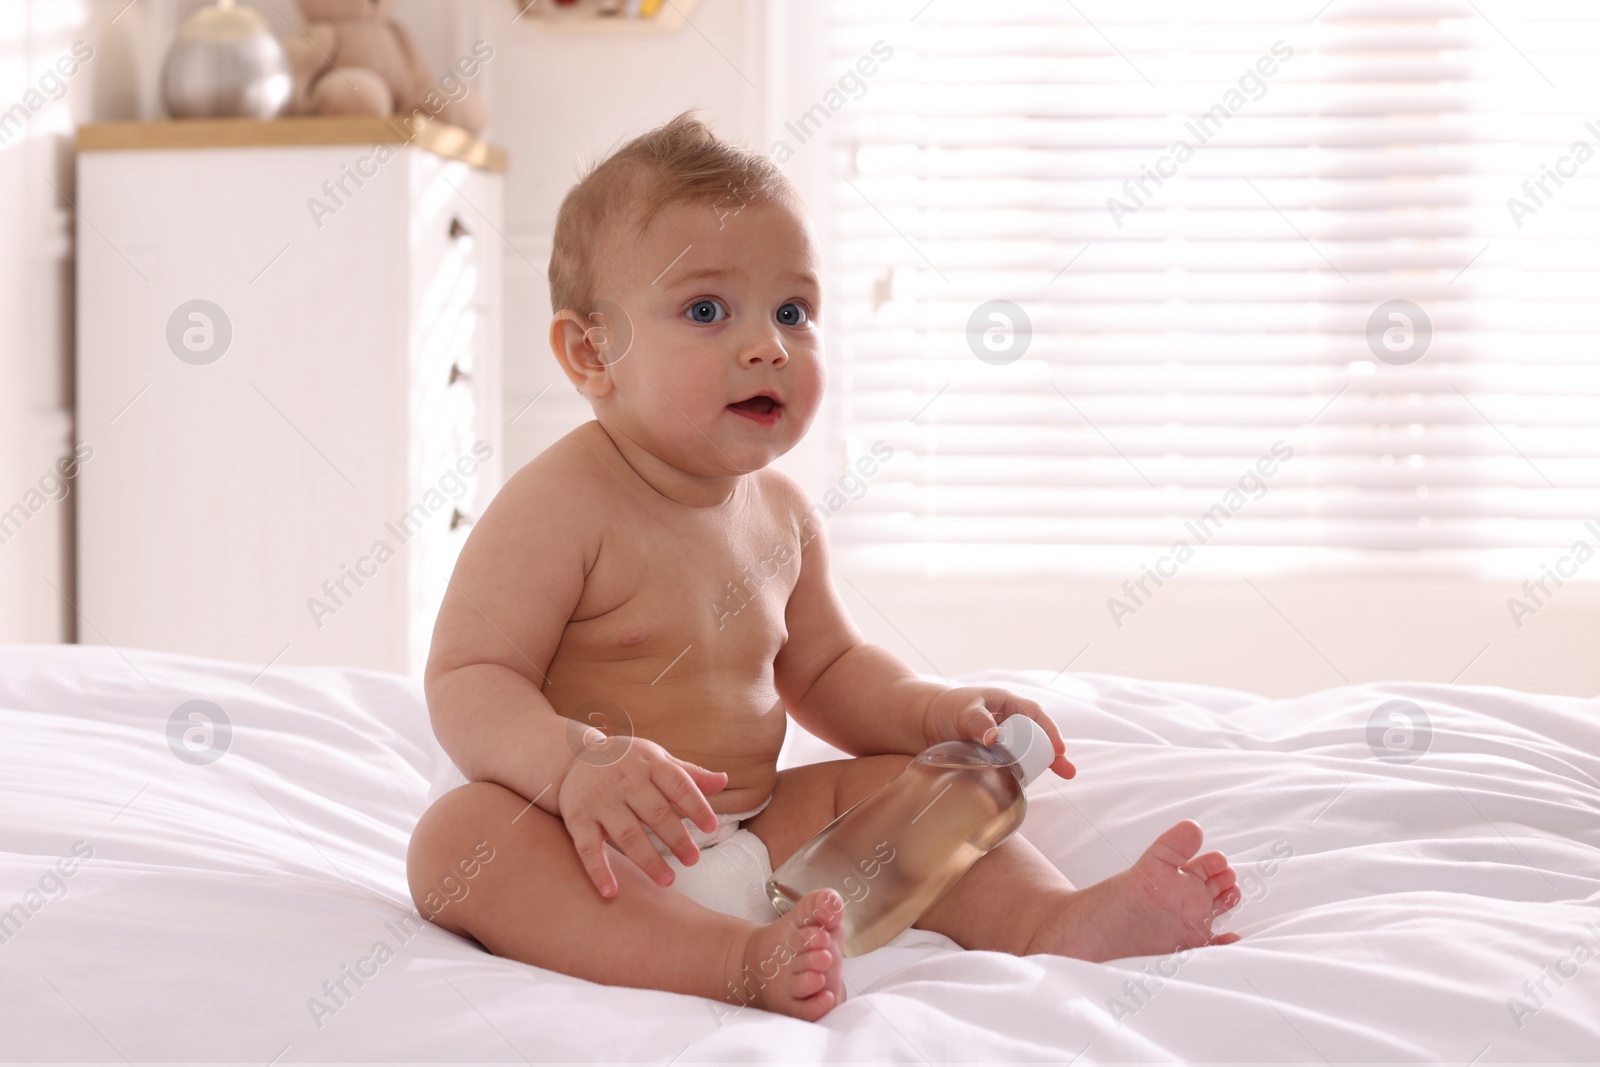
[741,335,789,367]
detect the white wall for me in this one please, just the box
[2,0,1594,696]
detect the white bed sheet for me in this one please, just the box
[1,643,1597,1063]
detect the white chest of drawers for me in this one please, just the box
[75,118,505,675]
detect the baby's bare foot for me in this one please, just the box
[722,888,846,1021]
[1027,820,1243,962]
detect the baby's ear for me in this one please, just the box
[549,309,613,399]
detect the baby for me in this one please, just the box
[407,112,1242,1022]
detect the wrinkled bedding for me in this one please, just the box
[1,644,1596,1062]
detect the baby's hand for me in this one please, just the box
[555,732,729,898]
[922,686,1076,779]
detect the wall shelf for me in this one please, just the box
[511,0,699,34]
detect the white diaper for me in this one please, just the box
[429,760,780,924]
[614,795,779,925]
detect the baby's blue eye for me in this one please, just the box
[686,299,727,324]
[776,302,809,327]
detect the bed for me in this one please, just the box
[2,642,1596,1062]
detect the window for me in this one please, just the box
[825,1,1600,579]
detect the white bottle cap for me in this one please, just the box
[994,715,1054,787]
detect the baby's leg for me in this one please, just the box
[407,782,847,1020]
[915,818,1245,961]
[752,755,1242,962]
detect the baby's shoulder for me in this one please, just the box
[487,422,615,522]
[750,466,818,532]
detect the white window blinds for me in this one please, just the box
[824,0,1600,576]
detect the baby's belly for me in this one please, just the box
[545,660,788,818]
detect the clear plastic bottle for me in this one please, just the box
[766,715,1055,957]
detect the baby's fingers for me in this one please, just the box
[683,760,729,796]
[567,819,620,899]
[660,760,725,834]
[631,793,702,868]
[600,806,677,889]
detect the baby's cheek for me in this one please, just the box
[786,362,828,428]
[636,369,710,433]
[798,349,827,400]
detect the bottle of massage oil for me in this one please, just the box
[766,714,1055,957]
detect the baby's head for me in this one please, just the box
[548,111,823,482]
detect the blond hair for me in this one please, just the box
[547,109,796,315]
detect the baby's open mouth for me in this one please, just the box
[728,394,781,417]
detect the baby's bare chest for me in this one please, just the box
[559,505,802,676]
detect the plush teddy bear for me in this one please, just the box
[283,0,488,135]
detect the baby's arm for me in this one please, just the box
[772,477,1074,776]
[426,455,732,895]
[424,460,591,815]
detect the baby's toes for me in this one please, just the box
[790,966,829,998]
[1213,885,1243,914]
[791,988,837,1023]
[793,946,834,974]
[787,889,847,1014]
[739,889,847,1021]
[1145,821,1205,870]
[1206,865,1239,899]
[1186,850,1232,880]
